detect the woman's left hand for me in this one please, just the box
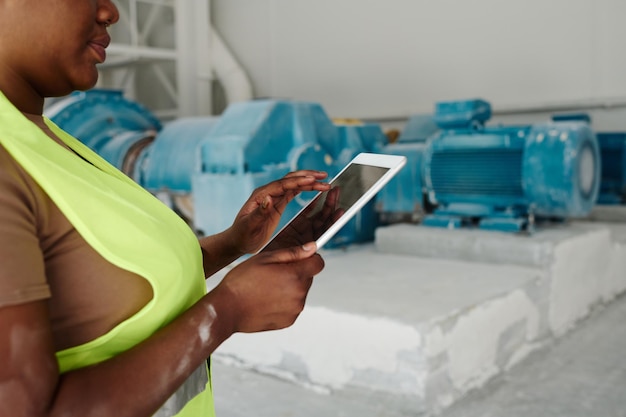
[228,170,330,254]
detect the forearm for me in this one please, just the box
[6,245,321,417]
[199,229,245,277]
[47,290,234,417]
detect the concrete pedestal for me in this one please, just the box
[588,205,626,223]
[209,221,626,415]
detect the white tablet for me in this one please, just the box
[260,152,407,252]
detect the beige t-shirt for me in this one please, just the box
[0,115,153,351]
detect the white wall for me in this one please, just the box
[212,0,626,126]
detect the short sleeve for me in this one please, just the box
[0,144,50,307]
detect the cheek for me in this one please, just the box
[37,57,99,96]
[59,41,101,86]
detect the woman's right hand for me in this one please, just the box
[211,242,324,334]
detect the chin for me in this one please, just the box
[75,79,99,92]
[69,69,100,92]
[38,66,99,98]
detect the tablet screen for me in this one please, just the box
[263,163,390,251]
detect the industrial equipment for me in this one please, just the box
[552,114,626,205]
[376,114,439,223]
[46,89,391,247]
[596,132,626,204]
[421,99,601,232]
[45,89,162,176]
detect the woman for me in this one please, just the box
[0,1,331,416]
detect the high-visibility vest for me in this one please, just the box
[0,91,215,417]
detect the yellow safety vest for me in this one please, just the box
[0,91,215,417]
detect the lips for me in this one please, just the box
[89,34,111,63]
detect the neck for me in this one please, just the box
[0,64,45,115]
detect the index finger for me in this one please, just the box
[267,174,331,197]
[284,170,329,180]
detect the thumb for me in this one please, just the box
[264,241,318,263]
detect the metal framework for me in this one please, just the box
[97,0,213,119]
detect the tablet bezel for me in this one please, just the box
[259,152,407,252]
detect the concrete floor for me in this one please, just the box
[208,221,626,415]
[212,292,626,417]
[440,293,626,417]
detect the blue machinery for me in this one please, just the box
[551,113,626,205]
[419,100,601,231]
[46,90,618,240]
[379,100,605,232]
[376,114,439,223]
[46,89,389,247]
[596,132,626,204]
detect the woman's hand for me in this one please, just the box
[264,185,344,251]
[227,170,330,255]
[210,242,324,333]
[0,243,324,417]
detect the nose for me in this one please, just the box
[97,0,120,27]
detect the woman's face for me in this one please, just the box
[0,0,119,98]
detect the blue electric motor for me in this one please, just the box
[377,114,439,223]
[552,113,626,205]
[46,89,391,248]
[596,132,626,204]
[422,99,601,232]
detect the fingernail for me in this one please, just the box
[261,197,269,209]
[302,242,316,251]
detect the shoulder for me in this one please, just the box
[0,143,52,308]
[0,142,42,218]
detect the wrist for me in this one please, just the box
[221,227,247,257]
[199,230,245,276]
[204,284,238,339]
[209,228,246,258]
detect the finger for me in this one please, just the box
[315,187,341,225]
[250,172,329,206]
[262,241,318,263]
[332,208,346,223]
[262,177,330,215]
[324,186,340,212]
[269,175,331,196]
[284,170,328,180]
